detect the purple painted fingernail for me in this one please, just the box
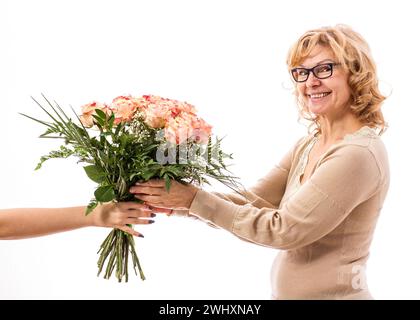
[149,220,155,224]
[137,234,144,238]
[151,213,156,218]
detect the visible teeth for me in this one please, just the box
[310,92,330,98]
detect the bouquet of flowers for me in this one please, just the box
[22,94,240,282]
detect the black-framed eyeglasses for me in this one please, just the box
[290,63,340,83]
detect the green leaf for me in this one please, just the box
[85,199,98,215]
[92,114,105,127]
[94,186,115,202]
[142,171,156,181]
[84,165,106,183]
[129,172,141,181]
[19,112,55,129]
[164,174,171,192]
[164,166,183,176]
[107,114,115,128]
[114,122,123,137]
[35,160,44,170]
[95,108,107,120]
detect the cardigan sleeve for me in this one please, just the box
[188,144,381,250]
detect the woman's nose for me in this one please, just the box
[306,72,321,87]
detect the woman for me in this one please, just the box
[0,202,154,240]
[130,25,390,299]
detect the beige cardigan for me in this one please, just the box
[178,126,390,299]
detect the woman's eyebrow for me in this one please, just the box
[299,59,334,68]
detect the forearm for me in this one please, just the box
[0,207,94,240]
[174,189,271,217]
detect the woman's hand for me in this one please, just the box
[91,202,155,237]
[129,179,199,210]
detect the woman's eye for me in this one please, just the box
[317,65,331,73]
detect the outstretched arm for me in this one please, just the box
[0,202,154,240]
[131,145,382,250]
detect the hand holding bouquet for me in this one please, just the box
[22,94,241,282]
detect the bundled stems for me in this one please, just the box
[97,228,145,282]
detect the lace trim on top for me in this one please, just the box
[342,125,378,141]
[297,126,378,186]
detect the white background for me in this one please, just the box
[1,0,419,299]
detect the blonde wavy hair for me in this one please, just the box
[286,24,388,136]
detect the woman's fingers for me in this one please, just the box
[118,202,151,211]
[118,203,155,218]
[134,194,163,205]
[110,202,155,224]
[124,217,155,225]
[129,185,164,195]
[125,210,156,219]
[149,206,173,215]
[117,225,144,238]
[135,180,166,187]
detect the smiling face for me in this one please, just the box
[295,45,352,118]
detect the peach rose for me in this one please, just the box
[79,102,110,128]
[190,117,212,144]
[164,116,192,144]
[142,103,171,129]
[141,95,197,118]
[111,95,144,124]
[164,112,212,145]
[177,101,197,114]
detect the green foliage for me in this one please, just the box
[94,185,116,202]
[35,145,75,170]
